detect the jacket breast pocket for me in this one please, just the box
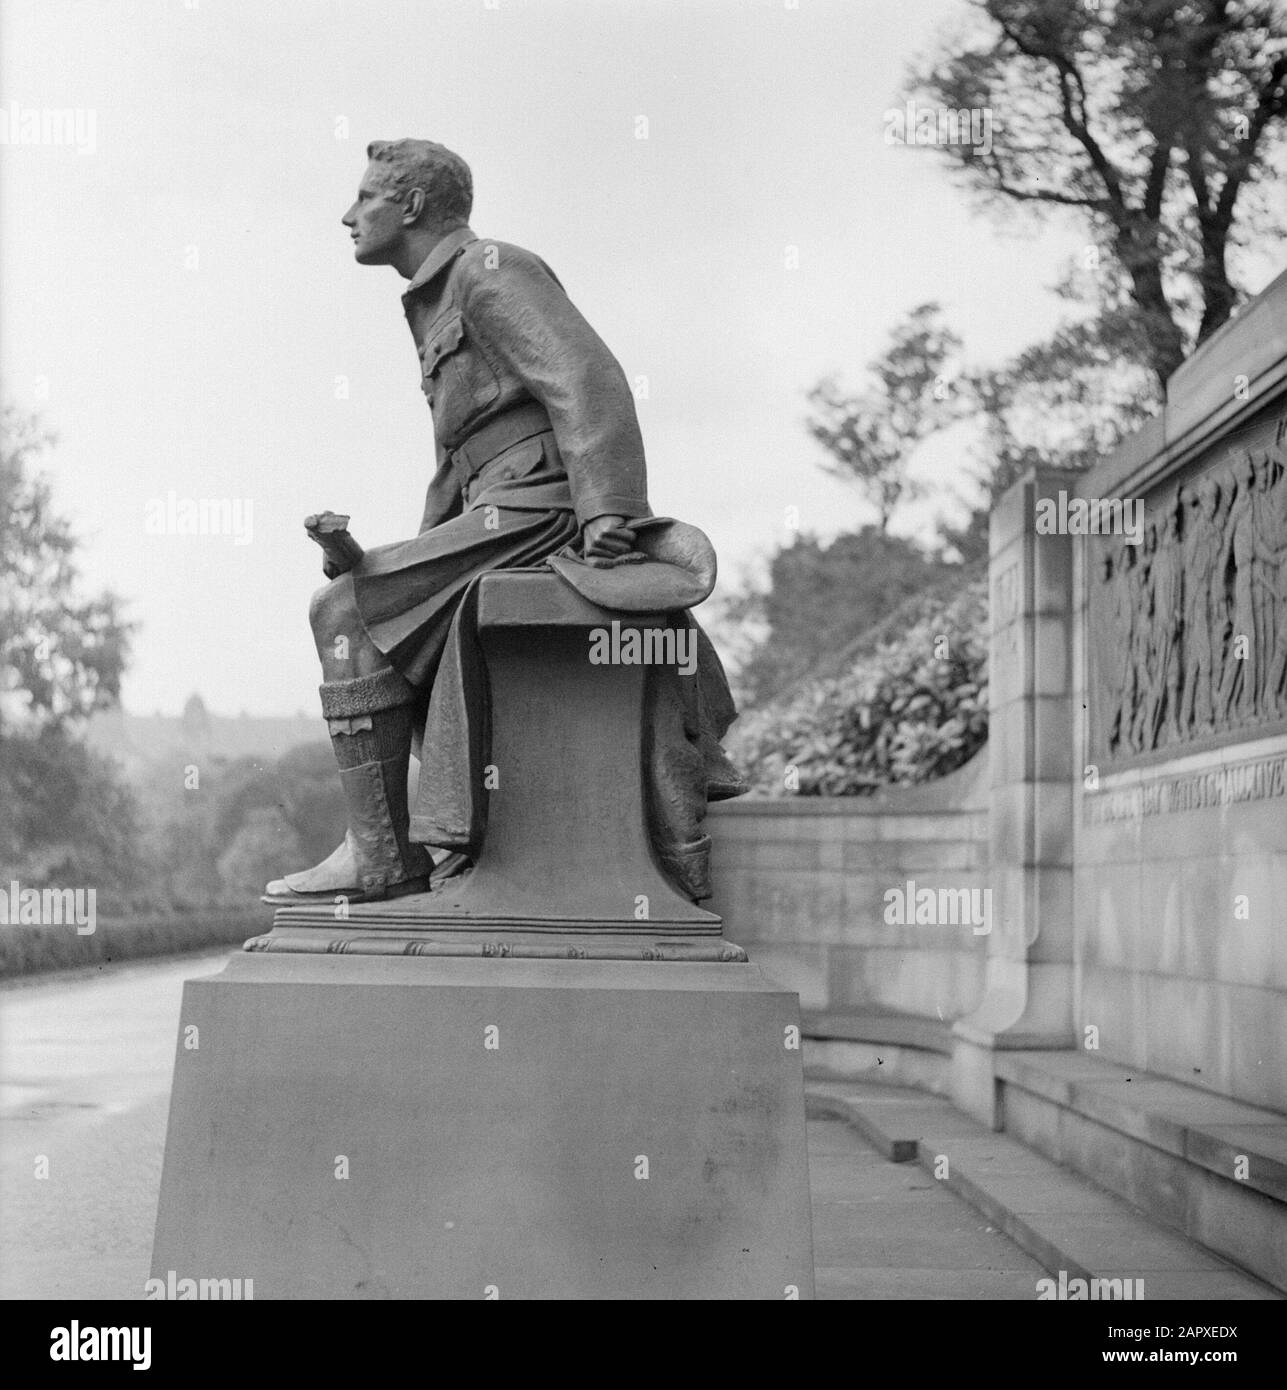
[420,311,500,444]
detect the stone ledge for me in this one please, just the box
[803,1007,954,1056]
[995,1052,1287,1205]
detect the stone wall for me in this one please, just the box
[1070,273,1287,1113]
[705,266,1287,1126]
[706,752,990,1023]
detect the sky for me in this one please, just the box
[2,0,1280,717]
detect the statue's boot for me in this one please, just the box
[263,668,433,904]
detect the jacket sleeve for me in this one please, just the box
[458,244,652,527]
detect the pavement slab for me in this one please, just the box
[808,1118,1046,1299]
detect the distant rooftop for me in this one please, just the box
[86,696,325,775]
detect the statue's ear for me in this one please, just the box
[401,187,426,225]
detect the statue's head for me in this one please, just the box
[342,139,473,265]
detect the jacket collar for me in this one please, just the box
[402,226,477,299]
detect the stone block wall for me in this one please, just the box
[706,753,990,1023]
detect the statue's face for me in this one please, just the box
[342,164,408,265]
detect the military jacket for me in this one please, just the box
[401,227,652,534]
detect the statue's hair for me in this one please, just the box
[365,140,472,227]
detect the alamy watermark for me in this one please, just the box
[144,1270,254,1300]
[883,879,992,935]
[145,492,254,545]
[1035,490,1143,545]
[50,1324,150,1370]
[1037,1271,1145,1300]
[0,880,95,934]
[588,619,697,676]
[883,99,993,154]
[0,101,97,154]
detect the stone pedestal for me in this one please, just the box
[414,572,716,928]
[152,571,814,1298]
[150,950,815,1300]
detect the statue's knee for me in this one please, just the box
[309,575,355,642]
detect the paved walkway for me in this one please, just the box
[809,1116,1044,1298]
[0,954,225,1300]
[0,954,1277,1300]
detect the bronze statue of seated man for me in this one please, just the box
[265,139,743,909]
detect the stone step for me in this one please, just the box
[803,1008,954,1055]
[805,1077,1282,1301]
[995,1051,1287,1205]
[807,1116,1047,1300]
[994,1051,1287,1292]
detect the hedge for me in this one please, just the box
[726,569,988,796]
[0,908,268,978]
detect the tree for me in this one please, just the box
[730,308,976,708]
[0,402,148,905]
[934,278,1164,558]
[0,723,146,895]
[806,304,965,531]
[132,743,348,908]
[0,402,134,731]
[729,528,954,706]
[217,807,306,902]
[800,285,1158,569]
[909,0,1287,387]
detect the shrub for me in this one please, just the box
[726,571,987,796]
[0,908,267,978]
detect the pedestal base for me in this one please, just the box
[151,950,815,1299]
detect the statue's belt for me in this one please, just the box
[449,402,553,489]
